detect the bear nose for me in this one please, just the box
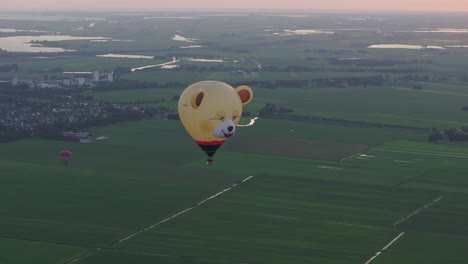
[227,126,234,132]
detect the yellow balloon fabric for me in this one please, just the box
[178,81,253,161]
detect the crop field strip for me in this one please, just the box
[66,176,255,263]
[225,136,371,160]
[341,143,468,262]
[0,120,467,263]
[109,152,450,263]
[1,117,467,263]
[170,138,468,262]
[0,237,84,264]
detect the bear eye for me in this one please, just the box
[220,117,225,121]
[232,115,237,120]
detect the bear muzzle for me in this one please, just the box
[213,120,236,138]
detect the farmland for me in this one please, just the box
[1,118,467,263]
[1,10,468,264]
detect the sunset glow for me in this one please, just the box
[3,0,468,12]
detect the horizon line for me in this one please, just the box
[1,8,468,14]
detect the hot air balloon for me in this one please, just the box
[59,150,73,166]
[178,81,253,165]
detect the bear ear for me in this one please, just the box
[191,88,204,109]
[235,85,253,105]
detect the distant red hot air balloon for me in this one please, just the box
[59,150,73,165]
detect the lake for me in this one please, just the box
[271,29,335,36]
[0,13,105,21]
[180,45,205,49]
[0,35,109,52]
[368,44,445,50]
[188,58,223,62]
[172,34,198,43]
[131,57,179,72]
[0,28,52,33]
[398,28,468,33]
[97,54,155,59]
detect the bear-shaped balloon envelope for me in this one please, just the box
[178,81,253,164]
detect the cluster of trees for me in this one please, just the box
[304,49,368,55]
[121,61,392,75]
[330,58,392,66]
[428,128,468,142]
[231,75,385,89]
[258,103,294,115]
[399,74,432,82]
[0,129,30,142]
[95,79,185,91]
[0,84,82,98]
[328,58,432,67]
[261,111,428,132]
[167,113,180,120]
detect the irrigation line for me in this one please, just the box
[339,152,362,162]
[393,196,444,226]
[117,175,253,243]
[68,251,95,264]
[365,232,405,264]
[96,248,234,264]
[324,221,391,230]
[65,175,254,263]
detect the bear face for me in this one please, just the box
[200,104,240,139]
[178,81,253,145]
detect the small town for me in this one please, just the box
[11,70,114,89]
[0,98,173,141]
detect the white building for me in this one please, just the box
[92,71,100,82]
[77,77,85,86]
[38,82,60,89]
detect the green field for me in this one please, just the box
[0,117,467,263]
[0,238,83,264]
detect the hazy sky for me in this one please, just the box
[4,0,468,12]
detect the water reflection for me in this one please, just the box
[271,29,334,36]
[237,117,258,127]
[172,34,198,43]
[368,44,445,49]
[398,28,468,33]
[180,45,204,49]
[187,58,223,62]
[131,57,179,72]
[0,35,109,52]
[97,54,154,59]
[75,23,96,31]
[0,28,52,33]
[0,13,105,21]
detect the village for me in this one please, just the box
[0,97,172,141]
[11,70,113,89]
